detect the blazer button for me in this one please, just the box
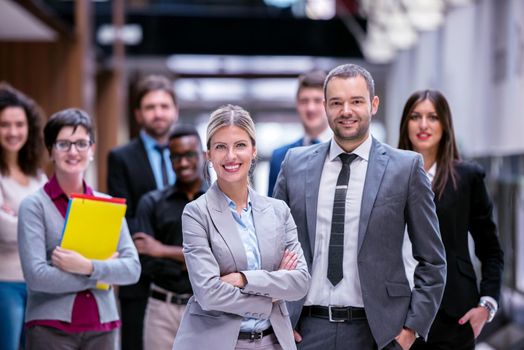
[264,293,269,297]
[256,292,261,296]
[252,313,258,318]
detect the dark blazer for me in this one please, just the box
[107,138,156,234]
[268,138,304,196]
[436,161,503,318]
[107,137,157,299]
[274,138,446,349]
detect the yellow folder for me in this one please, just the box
[60,194,127,290]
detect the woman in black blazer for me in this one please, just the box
[398,90,504,350]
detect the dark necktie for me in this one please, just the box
[154,144,169,187]
[327,153,357,286]
[311,138,320,145]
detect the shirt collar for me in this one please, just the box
[303,127,333,146]
[328,133,372,162]
[140,130,165,151]
[45,175,93,200]
[165,182,209,199]
[223,192,252,213]
[427,162,437,182]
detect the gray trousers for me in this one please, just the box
[296,315,402,350]
[26,325,117,350]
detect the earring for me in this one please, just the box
[89,156,94,162]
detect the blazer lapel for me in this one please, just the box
[305,142,330,254]
[136,138,157,189]
[358,138,388,253]
[206,182,248,271]
[250,188,275,271]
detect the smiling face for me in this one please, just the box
[207,125,256,188]
[324,76,379,152]
[51,126,94,177]
[0,106,28,155]
[297,87,328,136]
[169,135,204,185]
[407,99,443,157]
[135,90,178,140]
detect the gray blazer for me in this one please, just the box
[273,138,446,349]
[17,188,141,324]
[172,182,310,350]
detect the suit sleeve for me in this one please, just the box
[272,150,289,203]
[241,201,310,301]
[107,150,137,233]
[404,154,447,339]
[468,166,503,301]
[182,202,273,319]
[267,150,280,197]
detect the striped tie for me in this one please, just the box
[327,153,357,286]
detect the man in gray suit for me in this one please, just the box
[273,64,446,350]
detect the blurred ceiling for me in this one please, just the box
[37,0,365,59]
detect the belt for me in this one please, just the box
[238,326,274,341]
[302,305,367,322]
[150,290,191,305]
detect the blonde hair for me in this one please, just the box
[206,105,257,184]
[206,104,256,149]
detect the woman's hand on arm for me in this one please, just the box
[51,246,94,275]
[1,203,16,216]
[220,272,247,288]
[279,249,298,270]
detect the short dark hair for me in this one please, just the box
[169,124,202,150]
[44,108,95,154]
[0,82,45,176]
[324,64,375,101]
[134,75,177,109]
[297,70,326,97]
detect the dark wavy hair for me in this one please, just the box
[398,90,460,199]
[0,82,44,176]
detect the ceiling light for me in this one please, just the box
[305,0,336,20]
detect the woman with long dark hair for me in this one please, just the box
[398,90,504,349]
[0,83,47,350]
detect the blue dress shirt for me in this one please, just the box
[140,131,176,189]
[224,194,272,332]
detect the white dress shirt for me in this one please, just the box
[305,135,372,307]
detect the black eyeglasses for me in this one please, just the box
[169,151,199,163]
[54,139,92,152]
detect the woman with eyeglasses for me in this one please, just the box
[0,83,47,350]
[18,108,141,350]
[398,90,504,349]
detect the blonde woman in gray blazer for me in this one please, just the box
[172,105,310,350]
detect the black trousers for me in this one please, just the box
[119,297,148,350]
[411,310,475,350]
